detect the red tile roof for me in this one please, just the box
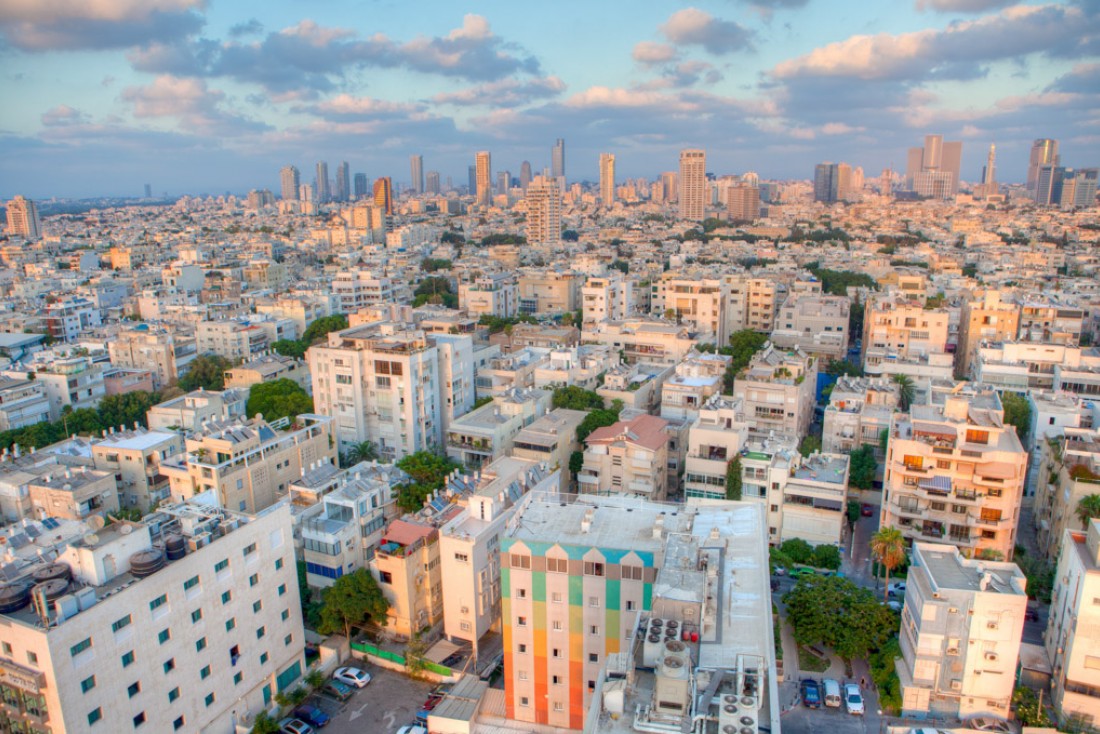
[586,414,669,451]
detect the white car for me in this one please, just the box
[396,727,427,734]
[888,581,907,596]
[844,683,865,715]
[333,666,372,688]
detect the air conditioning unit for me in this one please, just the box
[461,606,469,614]
[985,652,998,661]
[948,607,958,614]
[947,647,959,656]
[950,680,962,691]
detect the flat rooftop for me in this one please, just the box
[508,495,693,553]
[791,454,848,485]
[916,543,1026,595]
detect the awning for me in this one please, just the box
[978,463,1017,480]
[814,498,844,511]
[919,475,952,492]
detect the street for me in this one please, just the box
[305,664,435,734]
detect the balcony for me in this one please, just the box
[973,516,1004,527]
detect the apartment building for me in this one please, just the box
[438,458,558,657]
[724,275,778,333]
[532,345,617,392]
[308,323,445,460]
[146,388,248,433]
[444,388,551,469]
[223,354,310,392]
[7,355,105,421]
[882,385,1028,560]
[1045,519,1100,729]
[581,274,633,326]
[732,344,818,439]
[370,518,443,639]
[863,296,951,367]
[108,324,186,390]
[596,362,671,414]
[473,348,543,398]
[957,292,1020,379]
[331,270,397,314]
[517,270,581,316]
[162,414,336,513]
[44,297,102,343]
[0,376,51,431]
[659,352,731,422]
[1018,298,1085,346]
[196,320,270,362]
[973,341,1100,391]
[0,497,305,733]
[242,259,288,291]
[28,467,119,522]
[458,274,518,319]
[576,414,670,500]
[897,542,1027,720]
[822,376,900,458]
[770,293,850,359]
[505,323,580,353]
[583,318,703,365]
[91,428,183,511]
[683,395,749,500]
[1034,428,1100,560]
[651,275,734,345]
[510,409,587,490]
[255,296,331,335]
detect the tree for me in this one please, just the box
[847,500,861,527]
[412,277,457,309]
[1077,494,1100,529]
[421,258,453,272]
[316,568,389,641]
[178,354,231,392]
[561,229,579,242]
[271,339,308,359]
[779,538,814,565]
[1012,686,1052,727]
[783,575,896,661]
[250,711,282,734]
[576,406,622,443]
[98,391,159,430]
[825,360,862,377]
[812,544,841,571]
[725,456,742,500]
[609,259,629,274]
[892,374,915,412]
[301,314,349,344]
[727,329,769,373]
[1001,392,1031,444]
[344,440,379,465]
[569,451,584,477]
[552,386,605,411]
[799,435,822,457]
[405,633,431,678]
[245,378,314,422]
[848,445,877,490]
[394,451,461,513]
[870,527,907,600]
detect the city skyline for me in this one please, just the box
[0,1,1097,198]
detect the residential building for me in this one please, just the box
[510,409,587,490]
[532,345,616,392]
[370,518,443,639]
[28,466,119,521]
[724,275,778,333]
[1034,428,1100,560]
[576,414,670,500]
[1017,298,1085,346]
[474,348,544,398]
[332,270,397,314]
[525,176,561,247]
[596,362,671,414]
[444,388,551,469]
[223,354,310,392]
[162,414,337,513]
[146,388,248,433]
[280,164,300,200]
[776,452,850,546]
[0,376,51,431]
[733,343,818,439]
[728,183,760,221]
[599,153,615,206]
[659,352,731,422]
[581,274,633,326]
[1045,519,1100,729]
[974,341,1098,391]
[475,151,491,207]
[45,298,102,343]
[161,264,204,293]
[7,355,105,422]
[770,293,850,359]
[108,324,185,390]
[242,260,289,292]
[459,274,518,319]
[882,385,1028,560]
[822,376,899,458]
[91,428,183,511]
[863,296,951,370]
[196,320,269,363]
[651,275,734,344]
[583,318,703,365]
[897,542,1027,720]
[517,270,581,317]
[683,395,749,500]
[678,149,706,221]
[0,497,305,734]
[957,292,1020,379]
[5,195,42,240]
[255,297,330,336]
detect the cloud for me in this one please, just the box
[303,95,428,120]
[821,122,865,135]
[632,41,678,66]
[660,8,755,54]
[1046,62,1100,93]
[732,0,811,20]
[916,0,1015,11]
[121,75,269,136]
[41,105,89,127]
[431,76,566,107]
[0,0,206,51]
[228,19,263,38]
[773,3,1097,81]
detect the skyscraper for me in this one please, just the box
[551,138,565,180]
[143,183,152,199]
[468,165,477,196]
[353,173,368,199]
[519,161,532,191]
[678,149,706,221]
[813,163,839,203]
[315,161,330,203]
[728,184,760,222]
[410,154,424,195]
[599,153,616,207]
[1027,139,1059,198]
[982,144,996,186]
[475,151,492,207]
[425,171,441,195]
[906,134,962,198]
[5,195,41,241]
[660,172,678,202]
[280,165,300,201]
[525,175,561,247]
[373,177,393,215]
[335,161,350,202]
[497,171,511,196]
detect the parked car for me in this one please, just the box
[1024,607,1040,622]
[844,683,865,715]
[396,726,427,734]
[773,566,787,576]
[333,666,372,688]
[884,600,902,612]
[887,581,907,595]
[861,504,875,517]
[800,679,822,709]
[789,566,817,579]
[822,678,842,708]
[278,719,314,734]
[966,717,1011,732]
[321,680,353,701]
[292,705,330,729]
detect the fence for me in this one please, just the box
[350,640,454,678]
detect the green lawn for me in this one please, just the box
[798,646,830,673]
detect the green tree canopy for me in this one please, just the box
[576,404,622,444]
[394,451,461,513]
[412,276,457,308]
[301,314,349,344]
[271,339,308,359]
[1000,392,1031,445]
[892,374,915,412]
[552,386,605,411]
[805,264,877,296]
[728,329,769,373]
[848,445,878,490]
[1077,494,1100,529]
[97,391,160,430]
[783,575,896,660]
[779,538,814,565]
[178,354,231,392]
[725,456,743,501]
[870,527,907,600]
[245,379,314,422]
[799,435,822,457]
[316,568,390,641]
[421,258,453,272]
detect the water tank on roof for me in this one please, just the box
[0,584,30,613]
[32,563,72,584]
[129,549,166,578]
[165,535,187,561]
[32,578,69,602]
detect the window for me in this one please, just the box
[173,716,185,730]
[583,562,605,577]
[1,642,9,655]
[552,621,562,631]
[204,693,215,707]
[243,543,257,557]
[191,609,203,623]
[284,634,293,646]
[454,552,469,563]
[195,637,207,652]
[133,712,146,727]
[260,652,269,665]
[518,644,527,653]
[221,591,232,604]
[249,574,259,587]
[112,615,132,633]
[281,609,290,621]
[590,625,599,635]
[233,672,243,685]
[149,594,167,612]
[546,557,567,573]
[516,588,527,599]
[215,559,229,573]
[163,658,175,673]
[88,708,102,725]
[626,600,636,611]
[253,600,263,613]
[621,565,643,581]
[275,558,284,570]
[127,682,141,698]
[71,638,93,657]
[158,629,171,644]
[183,576,200,592]
[553,648,562,658]
[516,616,527,627]
[554,702,565,712]
[122,651,135,667]
[27,651,37,665]
[589,596,600,608]
[551,592,563,603]
[81,675,96,693]
[520,696,530,707]
[225,618,236,632]
[965,429,989,445]
[511,554,531,569]
[168,687,180,702]
[552,675,562,685]
[200,665,211,679]
[589,653,599,663]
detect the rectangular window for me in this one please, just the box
[249,574,259,587]
[81,676,96,693]
[127,682,141,698]
[256,626,266,639]
[511,554,531,569]
[552,675,562,685]
[454,553,469,563]
[196,638,207,652]
[965,429,989,445]
[112,615,132,633]
[517,616,527,627]
[158,629,171,644]
[204,693,215,707]
[520,697,529,707]
[553,621,562,631]
[200,665,211,679]
[546,557,568,573]
[173,716,185,730]
[122,651,135,667]
[553,648,562,658]
[163,659,175,674]
[516,588,527,599]
[551,592,563,603]
[260,652,269,665]
[253,600,263,613]
[183,576,200,591]
[281,609,290,621]
[589,653,599,663]
[243,543,257,557]
[518,644,527,653]
[589,596,600,607]
[277,584,287,597]
[149,594,168,612]
[275,558,284,570]
[590,625,599,635]
[284,634,293,646]
[71,638,93,657]
[133,712,146,727]
[621,565,643,581]
[88,708,102,725]
[215,559,229,573]
[221,591,232,604]
[233,672,243,685]
[191,609,203,623]
[583,562,605,577]
[168,687,180,702]
[225,618,236,632]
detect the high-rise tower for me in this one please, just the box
[475,151,492,207]
[426,171,441,195]
[315,161,330,203]
[335,161,350,202]
[1027,139,1059,198]
[678,149,706,221]
[814,163,839,203]
[906,134,962,199]
[525,175,562,247]
[353,173,368,199]
[551,139,565,181]
[5,196,42,241]
[373,177,393,215]
[982,144,996,186]
[519,161,532,191]
[280,165,300,201]
[410,154,424,195]
[599,153,616,207]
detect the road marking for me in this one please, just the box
[382,710,396,730]
[348,701,370,722]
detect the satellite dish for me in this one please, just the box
[88,516,106,531]
[83,534,100,546]
[120,525,133,535]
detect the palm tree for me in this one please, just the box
[1076,494,1100,529]
[870,527,907,601]
[892,374,915,412]
[344,440,379,466]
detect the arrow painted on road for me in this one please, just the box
[382,710,396,730]
[348,701,371,722]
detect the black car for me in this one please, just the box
[293,705,330,729]
[801,679,822,709]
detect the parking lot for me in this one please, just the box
[780,687,881,734]
[302,664,435,734]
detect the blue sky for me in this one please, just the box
[1,0,1097,198]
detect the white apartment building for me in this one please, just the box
[0,376,51,431]
[91,428,183,511]
[957,292,1021,379]
[510,409,587,490]
[897,542,1027,720]
[733,344,818,439]
[1046,519,1100,729]
[146,388,248,433]
[331,270,397,314]
[882,385,1028,560]
[1034,428,1100,560]
[863,296,951,368]
[6,355,105,422]
[308,323,446,461]
[45,298,102,343]
[597,362,671,414]
[581,274,634,326]
[108,324,187,390]
[532,344,618,392]
[0,497,306,734]
[1018,298,1086,346]
[583,318,704,365]
[577,414,670,500]
[224,354,310,392]
[459,274,518,319]
[974,341,1100,391]
[445,388,551,468]
[659,352,731,422]
[770,293,850,359]
[473,348,544,398]
[161,263,205,292]
[724,275,778,333]
[683,395,749,500]
[651,275,734,344]
[196,320,269,363]
[517,270,581,317]
[255,296,331,335]
[822,376,900,458]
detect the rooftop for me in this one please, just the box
[915,542,1026,595]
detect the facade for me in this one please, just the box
[882,385,1028,560]
[1018,299,1085,346]
[583,319,703,365]
[410,154,424,194]
[524,176,562,247]
[727,183,760,221]
[5,196,42,240]
[444,388,551,469]
[8,356,105,422]
[331,270,396,314]
[1034,428,1100,560]
[196,320,269,362]
[146,388,248,433]
[724,275,778,333]
[906,134,963,197]
[280,165,300,200]
[863,296,951,369]
[44,298,102,344]
[370,518,443,639]
[91,428,183,511]
[1046,519,1100,729]
[28,467,119,522]
[897,542,1027,720]
[659,352,731,422]
[651,275,733,345]
[599,152,615,206]
[678,149,706,222]
[223,354,310,392]
[683,396,749,500]
[974,342,1099,392]
[510,409,587,490]
[475,151,492,207]
[517,270,580,317]
[0,376,51,431]
[770,293,850,359]
[459,274,518,319]
[822,376,899,458]
[109,325,183,390]
[732,344,818,439]
[1027,138,1060,197]
[957,292,1021,379]
[581,274,633,326]
[577,414,670,500]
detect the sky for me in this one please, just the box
[1,0,1098,198]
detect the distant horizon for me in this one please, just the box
[1,1,1096,198]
